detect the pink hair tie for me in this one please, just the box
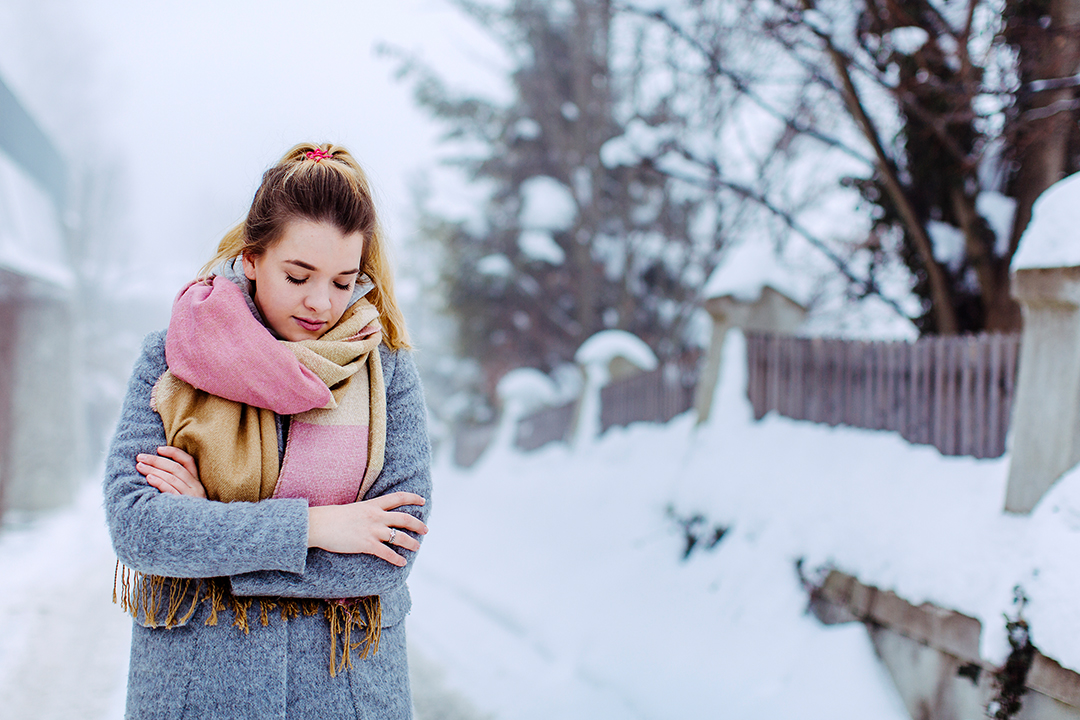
[305,148,333,162]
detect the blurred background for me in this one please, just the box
[3,1,1080,718]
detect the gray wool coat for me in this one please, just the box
[104,330,432,720]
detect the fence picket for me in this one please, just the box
[973,337,988,458]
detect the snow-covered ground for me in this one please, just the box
[3,332,1078,718]
[405,332,1080,718]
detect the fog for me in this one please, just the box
[1,0,504,311]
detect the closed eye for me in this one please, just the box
[334,281,352,291]
[285,275,307,285]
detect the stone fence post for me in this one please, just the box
[1005,266,1080,513]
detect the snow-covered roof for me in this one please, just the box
[1012,172,1080,271]
[703,239,812,306]
[0,154,73,289]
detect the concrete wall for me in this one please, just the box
[814,569,1080,720]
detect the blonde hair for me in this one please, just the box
[200,143,410,350]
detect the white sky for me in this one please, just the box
[0,0,510,298]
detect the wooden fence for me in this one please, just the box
[452,331,1022,466]
[745,332,1022,459]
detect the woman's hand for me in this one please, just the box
[307,492,428,567]
[136,446,207,499]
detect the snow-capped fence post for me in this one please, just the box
[1005,174,1080,514]
[694,243,808,424]
[484,368,557,459]
[570,331,657,447]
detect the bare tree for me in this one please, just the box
[619,0,1080,334]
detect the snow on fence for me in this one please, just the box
[745,331,1022,459]
[453,362,698,466]
[512,364,696,451]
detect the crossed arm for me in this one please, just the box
[137,446,427,568]
[105,332,432,598]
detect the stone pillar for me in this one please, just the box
[694,288,807,425]
[693,299,742,425]
[1005,266,1080,514]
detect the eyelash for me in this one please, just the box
[285,275,353,291]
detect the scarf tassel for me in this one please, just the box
[114,561,381,675]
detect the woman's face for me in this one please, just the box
[242,218,365,342]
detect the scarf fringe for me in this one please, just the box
[114,561,381,676]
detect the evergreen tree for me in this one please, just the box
[389,0,724,395]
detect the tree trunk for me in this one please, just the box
[817,30,960,334]
[1005,0,1080,259]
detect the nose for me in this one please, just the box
[304,284,332,314]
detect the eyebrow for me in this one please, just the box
[284,259,360,276]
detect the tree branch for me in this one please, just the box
[646,150,913,323]
[615,2,875,167]
[802,6,959,333]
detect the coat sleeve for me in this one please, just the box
[103,331,311,578]
[228,346,433,599]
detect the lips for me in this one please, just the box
[294,317,327,333]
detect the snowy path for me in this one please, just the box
[0,481,129,720]
[0,480,487,720]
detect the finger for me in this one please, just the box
[137,461,180,484]
[156,446,198,477]
[136,454,190,481]
[145,473,181,495]
[370,542,407,567]
[386,514,428,539]
[390,530,422,553]
[372,492,426,511]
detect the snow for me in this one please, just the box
[496,368,556,414]
[513,117,541,140]
[574,330,658,376]
[488,368,558,456]
[886,27,929,54]
[599,119,675,168]
[518,176,577,233]
[405,329,1080,718]
[517,229,565,265]
[978,191,1017,258]
[703,239,812,306]
[1012,171,1080,270]
[477,253,513,278]
[927,219,965,271]
[5,332,1080,717]
[572,330,659,446]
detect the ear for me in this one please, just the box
[241,253,257,282]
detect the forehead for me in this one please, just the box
[266,218,364,268]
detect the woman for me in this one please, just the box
[104,143,431,719]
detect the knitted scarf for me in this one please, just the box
[115,275,387,676]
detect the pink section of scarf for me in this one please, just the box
[272,422,369,506]
[164,277,333,415]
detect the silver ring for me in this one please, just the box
[388,528,397,545]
